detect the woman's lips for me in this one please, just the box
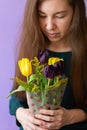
[47,33,60,38]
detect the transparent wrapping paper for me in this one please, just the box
[26,82,67,115]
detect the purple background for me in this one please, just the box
[0,0,26,130]
[0,0,87,130]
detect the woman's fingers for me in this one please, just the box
[26,121,48,130]
[34,108,66,129]
[35,114,55,122]
[39,109,57,116]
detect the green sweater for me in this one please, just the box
[9,50,87,130]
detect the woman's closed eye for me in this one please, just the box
[38,14,46,18]
[55,14,66,19]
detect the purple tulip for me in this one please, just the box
[38,49,49,64]
[44,61,65,79]
[54,60,65,75]
[44,65,57,79]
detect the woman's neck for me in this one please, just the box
[46,41,72,52]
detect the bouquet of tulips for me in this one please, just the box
[8,50,68,114]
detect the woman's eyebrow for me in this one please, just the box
[54,10,68,15]
[38,10,45,14]
[38,10,68,14]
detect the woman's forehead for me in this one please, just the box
[38,0,72,13]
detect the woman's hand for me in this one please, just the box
[35,107,87,130]
[35,107,72,129]
[16,107,87,130]
[16,107,48,130]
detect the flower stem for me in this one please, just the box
[27,76,29,83]
[48,78,51,86]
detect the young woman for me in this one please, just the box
[9,0,87,130]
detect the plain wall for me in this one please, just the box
[0,0,87,130]
[0,0,26,129]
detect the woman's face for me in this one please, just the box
[38,0,73,44]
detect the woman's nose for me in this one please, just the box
[46,18,56,31]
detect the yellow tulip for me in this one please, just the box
[48,57,64,65]
[18,58,32,77]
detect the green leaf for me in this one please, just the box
[29,74,37,82]
[7,85,26,97]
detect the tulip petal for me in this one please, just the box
[18,58,32,77]
[38,49,49,64]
